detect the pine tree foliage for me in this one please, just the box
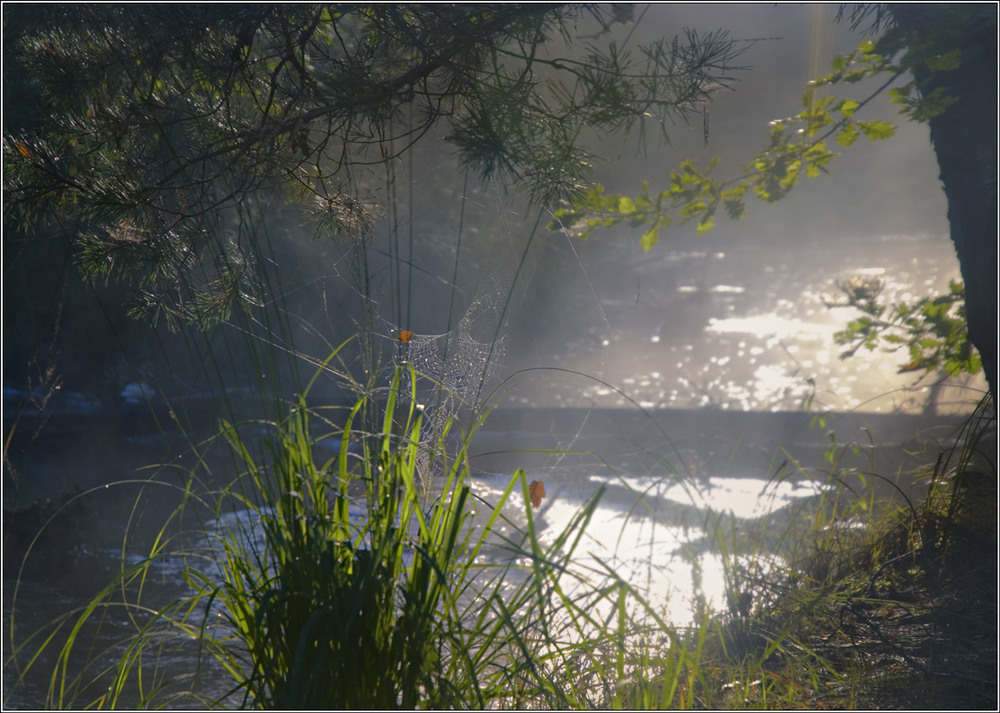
[3,4,748,329]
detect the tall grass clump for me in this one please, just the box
[204,358,613,708]
[197,357,726,709]
[208,363,467,708]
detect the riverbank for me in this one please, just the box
[643,400,997,709]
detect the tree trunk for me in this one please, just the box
[890,6,998,404]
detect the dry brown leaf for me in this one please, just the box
[528,480,546,509]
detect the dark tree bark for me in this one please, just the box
[889,5,998,404]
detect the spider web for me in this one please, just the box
[389,277,509,471]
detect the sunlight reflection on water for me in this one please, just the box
[470,468,828,627]
[512,234,984,415]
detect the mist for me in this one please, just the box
[3,5,991,707]
[4,0,983,550]
[267,4,976,417]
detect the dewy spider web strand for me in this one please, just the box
[391,276,509,416]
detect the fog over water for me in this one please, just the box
[4,5,980,428]
[322,4,982,417]
[518,4,979,416]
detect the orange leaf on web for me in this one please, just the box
[398,330,414,343]
[528,480,546,509]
